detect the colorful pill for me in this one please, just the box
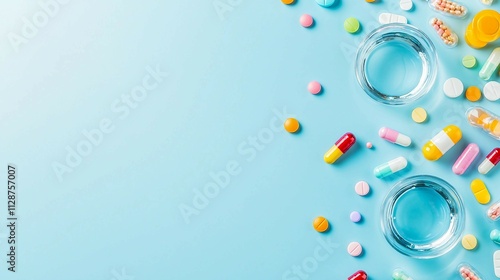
[484,81,500,101]
[374,156,408,178]
[308,81,322,94]
[354,181,370,196]
[428,0,467,18]
[300,14,314,28]
[443,77,464,98]
[392,268,413,280]
[462,234,478,250]
[313,216,329,232]
[453,143,479,175]
[422,125,462,161]
[494,250,500,277]
[378,13,407,25]
[458,263,483,280]
[347,241,363,257]
[324,132,356,164]
[491,229,500,244]
[462,55,477,69]
[465,86,482,102]
[487,201,500,221]
[348,270,367,280]
[350,211,362,223]
[466,107,500,140]
[479,47,500,80]
[379,127,411,147]
[470,179,491,204]
[478,148,500,174]
[430,18,458,47]
[315,0,336,7]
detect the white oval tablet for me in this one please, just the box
[378,13,408,24]
[443,77,464,98]
[484,81,500,101]
[400,0,413,11]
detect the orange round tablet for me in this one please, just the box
[365,0,376,3]
[313,216,329,232]
[284,118,300,133]
[281,0,295,4]
[466,86,482,102]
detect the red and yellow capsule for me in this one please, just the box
[324,132,356,164]
[422,125,462,161]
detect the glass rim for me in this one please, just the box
[355,23,438,106]
[380,175,465,259]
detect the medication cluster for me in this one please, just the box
[281,0,500,278]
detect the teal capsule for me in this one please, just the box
[393,269,413,280]
[374,157,408,178]
[491,229,500,245]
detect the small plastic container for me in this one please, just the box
[355,24,437,105]
[458,263,483,280]
[466,107,500,140]
[488,201,500,221]
[428,0,467,18]
[381,175,465,258]
[429,18,458,47]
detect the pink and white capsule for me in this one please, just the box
[452,143,480,175]
[379,127,412,147]
[478,148,500,175]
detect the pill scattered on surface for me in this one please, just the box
[378,13,407,24]
[429,18,458,47]
[465,86,481,102]
[412,107,428,123]
[462,55,477,68]
[348,270,368,280]
[374,156,408,178]
[443,77,464,98]
[350,211,362,223]
[462,234,478,250]
[400,0,413,11]
[478,148,500,175]
[379,127,412,147]
[315,0,336,7]
[344,17,360,34]
[470,178,491,204]
[347,242,363,257]
[354,181,370,196]
[300,14,314,28]
[452,143,479,175]
[365,142,373,149]
[284,118,300,133]
[393,269,413,280]
[313,216,329,232]
[484,81,500,101]
[324,132,356,164]
[281,0,295,4]
[494,250,500,277]
[308,81,322,94]
[491,229,500,245]
[422,125,462,161]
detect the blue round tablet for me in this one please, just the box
[315,0,336,7]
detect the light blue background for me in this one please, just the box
[0,0,499,279]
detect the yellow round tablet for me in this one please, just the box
[284,118,300,133]
[313,216,329,232]
[412,107,428,123]
[462,234,477,250]
[281,0,295,4]
[466,86,482,102]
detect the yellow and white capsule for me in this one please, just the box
[422,125,462,161]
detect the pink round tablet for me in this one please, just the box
[347,241,363,257]
[308,81,322,94]
[300,14,314,28]
[350,211,362,223]
[354,181,370,196]
[366,142,373,149]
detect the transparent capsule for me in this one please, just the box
[458,263,483,280]
[428,0,467,18]
[488,201,500,221]
[429,18,458,47]
[479,0,493,5]
[466,107,500,140]
[393,268,413,280]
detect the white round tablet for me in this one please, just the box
[400,0,413,11]
[443,77,464,98]
[484,81,500,101]
[379,13,408,24]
